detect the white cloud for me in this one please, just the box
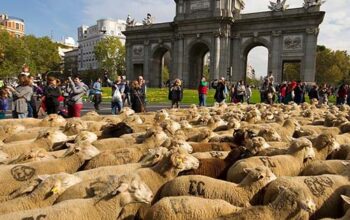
[81,0,349,78]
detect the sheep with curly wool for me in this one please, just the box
[0,141,99,198]
[217,186,316,220]
[263,174,350,219]
[0,173,81,214]
[226,137,315,183]
[159,166,276,207]
[145,196,241,220]
[0,174,153,220]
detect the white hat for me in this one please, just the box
[20,72,30,77]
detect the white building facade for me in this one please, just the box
[77,19,126,72]
[246,64,256,80]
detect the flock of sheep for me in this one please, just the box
[0,101,350,219]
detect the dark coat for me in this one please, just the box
[169,86,183,102]
[130,88,145,113]
[214,82,226,103]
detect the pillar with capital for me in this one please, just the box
[303,27,319,83]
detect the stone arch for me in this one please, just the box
[151,44,173,88]
[187,40,211,88]
[240,37,272,81]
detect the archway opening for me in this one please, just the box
[282,60,301,82]
[246,46,269,88]
[189,42,210,88]
[152,48,172,88]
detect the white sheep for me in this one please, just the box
[0,173,81,214]
[158,166,276,207]
[145,196,241,220]
[226,138,315,183]
[301,160,350,176]
[0,174,153,220]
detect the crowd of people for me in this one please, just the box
[0,65,147,119]
[1,66,349,120]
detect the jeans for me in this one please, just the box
[93,94,102,110]
[111,101,123,115]
[17,113,27,118]
[199,94,207,106]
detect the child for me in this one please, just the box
[0,89,9,119]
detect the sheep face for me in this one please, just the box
[179,120,193,129]
[74,131,98,144]
[64,142,100,160]
[141,147,169,167]
[170,140,193,154]
[276,186,316,214]
[170,151,200,171]
[258,128,282,142]
[64,119,88,135]
[40,114,66,127]
[313,134,340,154]
[37,130,69,144]
[120,107,135,117]
[242,166,277,185]
[0,150,9,163]
[155,109,169,122]
[290,138,315,161]
[245,137,270,155]
[161,120,181,135]
[41,173,82,195]
[127,176,153,204]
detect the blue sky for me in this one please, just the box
[2,0,349,77]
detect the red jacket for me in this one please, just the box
[198,82,209,95]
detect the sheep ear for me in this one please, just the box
[341,161,350,166]
[37,174,50,181]
[341,195,350,205]
[243,168,253,174]
[278,186,288,193]
[9,178,42,199]
[170,153,184,168]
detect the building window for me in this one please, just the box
[16,23,19,30]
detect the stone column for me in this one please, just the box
[213,33,221,80]
[231,33,241,82]
[270,30,282,83]
[125,42,133,80]
[177,35,184,81]
[143,40,151,85]
[303,27,319,83]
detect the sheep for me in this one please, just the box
[318,195,350,220]
[308,133,341,160]
[80,111,103,121]
[0,173,82,214]
[99,122,134,139]
[0,130,72,158]
[2,126,47,143]
[217,186,316,220]
[0,141,99,198]
[263,175,350,219]
[331,144,350,160]
[294,125,341,138]
[335,133,350,145]
[159,166,276,207]
[63,118,88,136]
[257,127,282,142]
[55,147,170,203]
[39,114,66,127]
[0,150,9,163]
[301,160,350,176]
[0,174,153,220]
[226,138,315,183]
[180,146,251,180]
[1,148,57,165]
[192,151,230,159]
[189,142,235,153]
[145,196,241,220]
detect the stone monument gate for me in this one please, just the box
[124,0,325,88]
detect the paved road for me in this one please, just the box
[4,102,190,118]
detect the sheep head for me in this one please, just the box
[167,139,193,154]
[311,133,340,155]
[120,107,136,117]
[288,138,315,161]
[154,109,170,122]
[179,120,193,129]
[36,129,69,145]
[4,124,26,135]
[241,166,277,186]
[74,131,98,144]
[0,150,9,164]
[169,148,199,172]
[160,120,181,135]
[91,175,153,205]
[64,119,88,136]
[63,141,100,161]
[40,114,66,127]
[6,148,54,165]
[9,173,81,199]
[258,128,282,142]
[273,186,316,215]
[140,147,169,167]
[245,137,271,155]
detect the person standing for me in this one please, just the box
[44,76,61,115]
[260,79,269,103]
[213,77,227,104]
[198,77,209,106]
[266,82,276,105]
[318,84,329,105]
[130,80,146,113]
[245,85,252,104]
[336,84,347,105]
[308,84,319,101]
[7,75,33,119]
[279,83,287,103]
[138,76,147,105]
[0,89,9,119]
[66,75,88,118]
[123,80,131,107]
[236,80,246,103]
[92,78,102,110]
[169,79,183,108]
[106,75,125,114]
[294,81,304,104]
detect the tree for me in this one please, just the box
[316,45,350,84]
[162,66,170,85]
[283,63,301,82]
[94,36,125,77]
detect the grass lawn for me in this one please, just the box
[96,87,336,105]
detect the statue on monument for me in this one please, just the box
[304,0,326,9]
[268,0,289,11]
[143,13,153,26]
[126,15,136,27]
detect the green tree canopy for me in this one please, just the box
[94,36,125,77]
